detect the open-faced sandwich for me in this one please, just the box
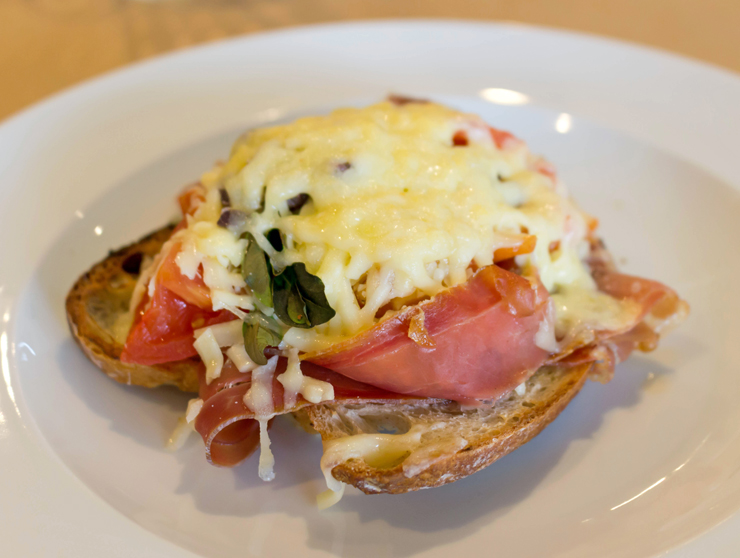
[66,98,688,507]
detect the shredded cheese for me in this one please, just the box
[166,398,203,451]
[277,348,335,408]
[174,101,616,354]
[194,320,243,347]
[225,343,257,372]
[185,398,204,424]
[193,328,223,384]
[166,418,192,451]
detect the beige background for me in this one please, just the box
[0,0,738,121]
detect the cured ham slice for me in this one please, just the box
[550,247,688,382]
[192,263,687,468]
[194,359,422,467]
[305,265,551,402]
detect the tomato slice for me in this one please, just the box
[121,240,230,365]
[305,265,551,402]
[121,282,233,365]
[121,281,233,366]
[157,242,212,309]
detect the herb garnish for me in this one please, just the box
[240,232,336,363]
[242,312,283,366]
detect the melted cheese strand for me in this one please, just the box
[277,347,335,408]
[193,328,224,384]
[194,320,243,347]
[225,343,258,373]
[243,356,279,481]
[318,426,426,505]
[257,419,275,482]
[165,398,203,452]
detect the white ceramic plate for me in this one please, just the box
[1,20,740,558]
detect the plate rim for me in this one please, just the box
[1,19,739,558]
[2,18,739,130]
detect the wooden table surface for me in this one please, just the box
[1,0,738,121]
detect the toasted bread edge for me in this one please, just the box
[306,363,591,494]
[65,224,201,392]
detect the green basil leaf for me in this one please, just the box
[242,316,282,366]
[286,283,308,326]
[242,233,272,307]
[272,268,310,328]
[293,263,336,325]
[303,298,336,326]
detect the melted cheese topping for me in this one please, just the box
[174,101,613,352]
[551,286,640,339]
[165,398,203,451]
[320,426,425,492]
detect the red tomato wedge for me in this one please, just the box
[122,183,230,366]
[156,242,212,309]
[121,285,233,366]
[121,241,231,365]
[305,265,552,402]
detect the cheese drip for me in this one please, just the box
[174,101,624,352]
[277,348,335,408]
[243,356,279,481]
[317,423,468,507]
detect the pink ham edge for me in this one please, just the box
[553,269,688,381]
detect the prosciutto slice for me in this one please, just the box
[550,241,688,380]
[193,359,422,467]
[305,265,551,402]
[193,242,687,468]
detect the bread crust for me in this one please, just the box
[305,363,591,494]
[65,224,201,392]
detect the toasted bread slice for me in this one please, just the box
[65,224,202,392]
[304,363,591,494]
[67,227,593,494]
